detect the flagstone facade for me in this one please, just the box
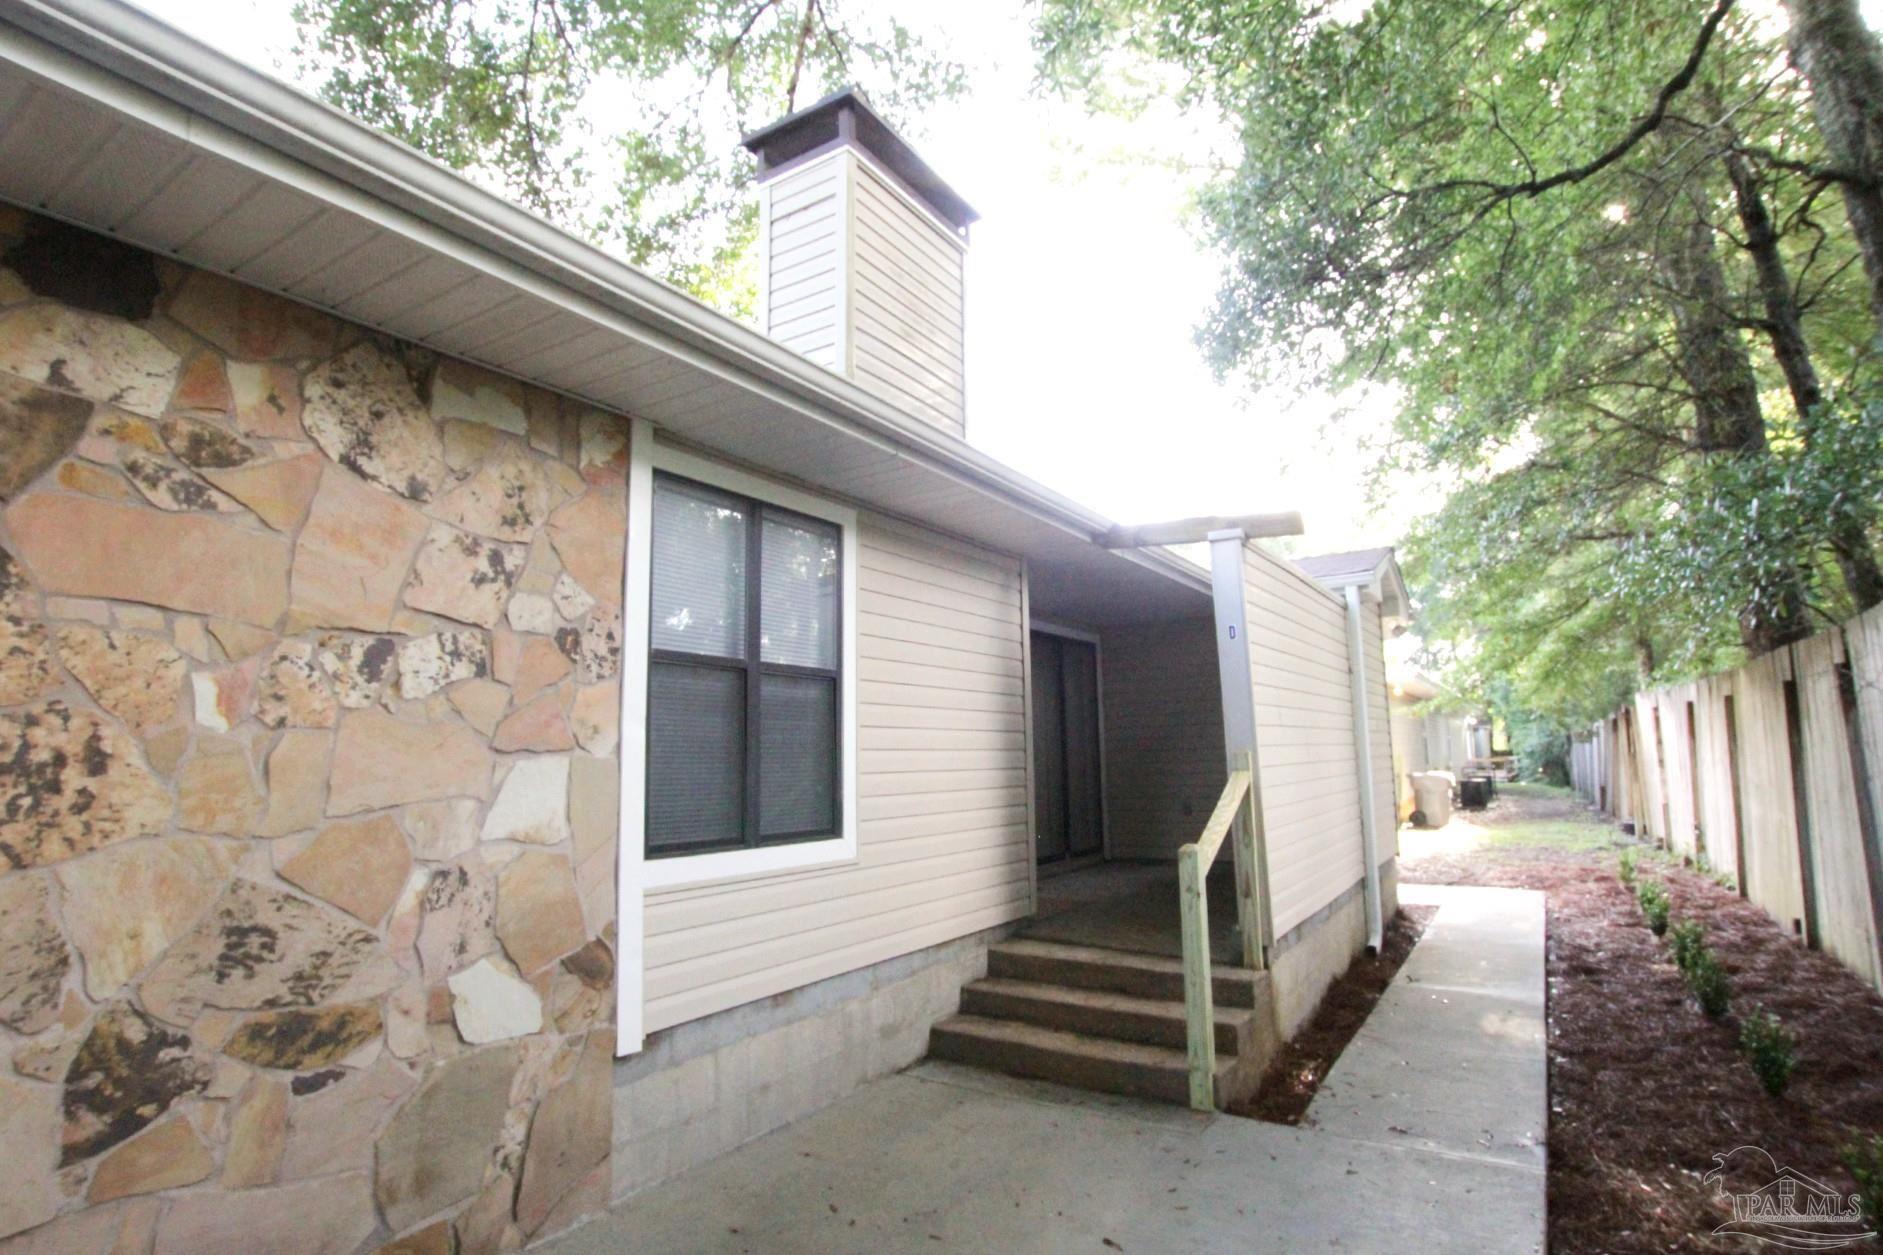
[0,205,622,1253]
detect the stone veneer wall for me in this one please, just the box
[0,207,626,1254]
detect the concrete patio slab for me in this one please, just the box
[543,884,1547,1254]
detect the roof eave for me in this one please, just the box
[0,0,1208,601]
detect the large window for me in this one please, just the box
[646,472,842,856]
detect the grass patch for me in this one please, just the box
[1477,820,1620,852]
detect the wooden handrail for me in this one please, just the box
[1177,749,1266,1111]
[1191,769,1250,867]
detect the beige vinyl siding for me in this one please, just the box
[642,514,1029,1031]
[1361,603,1397,863]
[1099,618,1227,860]
[764,158,843,370]
[848,159,966,436]
[1243,544,1366,937]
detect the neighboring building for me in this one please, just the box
[0,6,1399,1251]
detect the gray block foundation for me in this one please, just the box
[612,924,1011,1200]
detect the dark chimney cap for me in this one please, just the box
[742,87,979,231]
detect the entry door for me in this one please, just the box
[1031,631,1103,863]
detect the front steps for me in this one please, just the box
[927,939,1280,1110]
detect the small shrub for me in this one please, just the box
[1668,919,1706,972]
[1685,950,1731,1018]
[1694,851,1713,877]
[1841,1134,1883,1234]
[1619,848,1639,887]
[1637,879,1671,935]
[1740,1009,1798,1096]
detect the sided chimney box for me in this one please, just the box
[743,88,977,438]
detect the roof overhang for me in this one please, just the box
[0,0,1211,628]
[1306,553,1411,622]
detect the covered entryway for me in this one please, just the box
[1029,628,1104,866]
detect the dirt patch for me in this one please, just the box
[1229,904,1437,1125]
[1403,787,1883,1254]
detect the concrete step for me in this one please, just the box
[928,1014,1236,1108]
[987,938,1263,1009]
[960,977,1253,1056]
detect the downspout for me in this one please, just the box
[1344,584,1385,954]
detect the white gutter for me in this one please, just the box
[0,0,1210,599]
[1343,584,1386,953]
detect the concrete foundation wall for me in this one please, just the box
[1268,862,1399,1038]
[612,925,1007,1201]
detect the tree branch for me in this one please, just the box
[1401,0,1738,205]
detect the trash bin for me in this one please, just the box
[1409,771,1455,828]
[1458,775,1493,811]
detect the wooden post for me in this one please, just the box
[1229,754,1263,971]
[1178,843,1216,1111]
[1209,530,1274,963]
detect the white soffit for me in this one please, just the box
[0,0,1210,627]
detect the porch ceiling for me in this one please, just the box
[0,0,1212,625]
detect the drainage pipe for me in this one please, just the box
[1343,584,1386,953]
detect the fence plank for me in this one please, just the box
[1792,632,1881,988]
[1842,605,1883,991]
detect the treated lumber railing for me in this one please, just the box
[1177,748,1266,1110]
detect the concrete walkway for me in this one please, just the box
[545,885,1546,1254]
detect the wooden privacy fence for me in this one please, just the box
[1570,603,1883,993]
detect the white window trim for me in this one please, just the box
[617,418,860,1053]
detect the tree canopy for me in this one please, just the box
[291,0,964,314]
[1036,0,1883,738]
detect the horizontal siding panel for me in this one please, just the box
[862,725,1023,752]
[860,634,1023,679]
[859,786,1027,822]
[858,681,1022,715]
[859,768,1028,798]
[854,168,962,276]
[854,331,966,407]
[851,289,966,385]
[854,367,961,433]
[860,544,1019,607]
[857,656,1020,694]
[645,895,1029,1032]
[859,570,1019,628]
[857,705,1024,735]
[851,232,963,330]
[647,845,1027,949]
[859,610,1023,658]
[861,747,1019,774]
[851,271,965,359]
[851,211,961,301]
[646,879,1028,1006]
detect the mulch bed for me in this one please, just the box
[1229,903,1438,1125]
[1407,840,1883,1252]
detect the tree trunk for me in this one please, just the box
[1724,150,1883,609]
[1664,218,1768,455]
[1784,0,1883,330]
[1661,214,1813,652]
[1725,153,1823,416]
